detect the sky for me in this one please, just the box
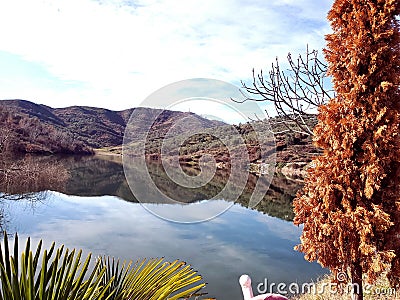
[0,0,333,116]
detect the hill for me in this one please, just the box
[0,99,224,154]
[0,99,320,172]
[118,113,320,168]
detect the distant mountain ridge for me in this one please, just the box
[0,99,225,154]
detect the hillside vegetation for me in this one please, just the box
[0,105,92,154]
[120,113,319,168]
[0,99,222,154]
[0,99,319,165]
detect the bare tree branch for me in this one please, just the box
[234,46,335,136]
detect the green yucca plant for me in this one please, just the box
[0,232,114,300]
[98,256,206,300]
[0,233,207,300]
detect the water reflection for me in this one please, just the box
[5,192,326,300]
[0,155,326,299]
[0,154,69,200]
[60,155,301,221]
[0,154,69,229]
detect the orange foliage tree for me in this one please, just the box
[293,1,400,299]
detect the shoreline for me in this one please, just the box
[94,148,309,181]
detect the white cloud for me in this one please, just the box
[0,0,333,110]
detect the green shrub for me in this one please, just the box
[0,233,206,300]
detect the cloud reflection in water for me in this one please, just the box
[4,192,326,300]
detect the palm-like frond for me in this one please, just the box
[98,256,206,300]
[0,232,113,300]
[0,233,207,300]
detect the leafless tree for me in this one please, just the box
[236,47,335,135]
[0,108,69,200]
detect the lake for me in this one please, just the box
[0,155,326,299]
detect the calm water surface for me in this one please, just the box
[1,156,326,299]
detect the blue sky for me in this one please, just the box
[0,0,333,113]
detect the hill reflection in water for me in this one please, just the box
[60,155,302,221]
[0,155,326,299]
